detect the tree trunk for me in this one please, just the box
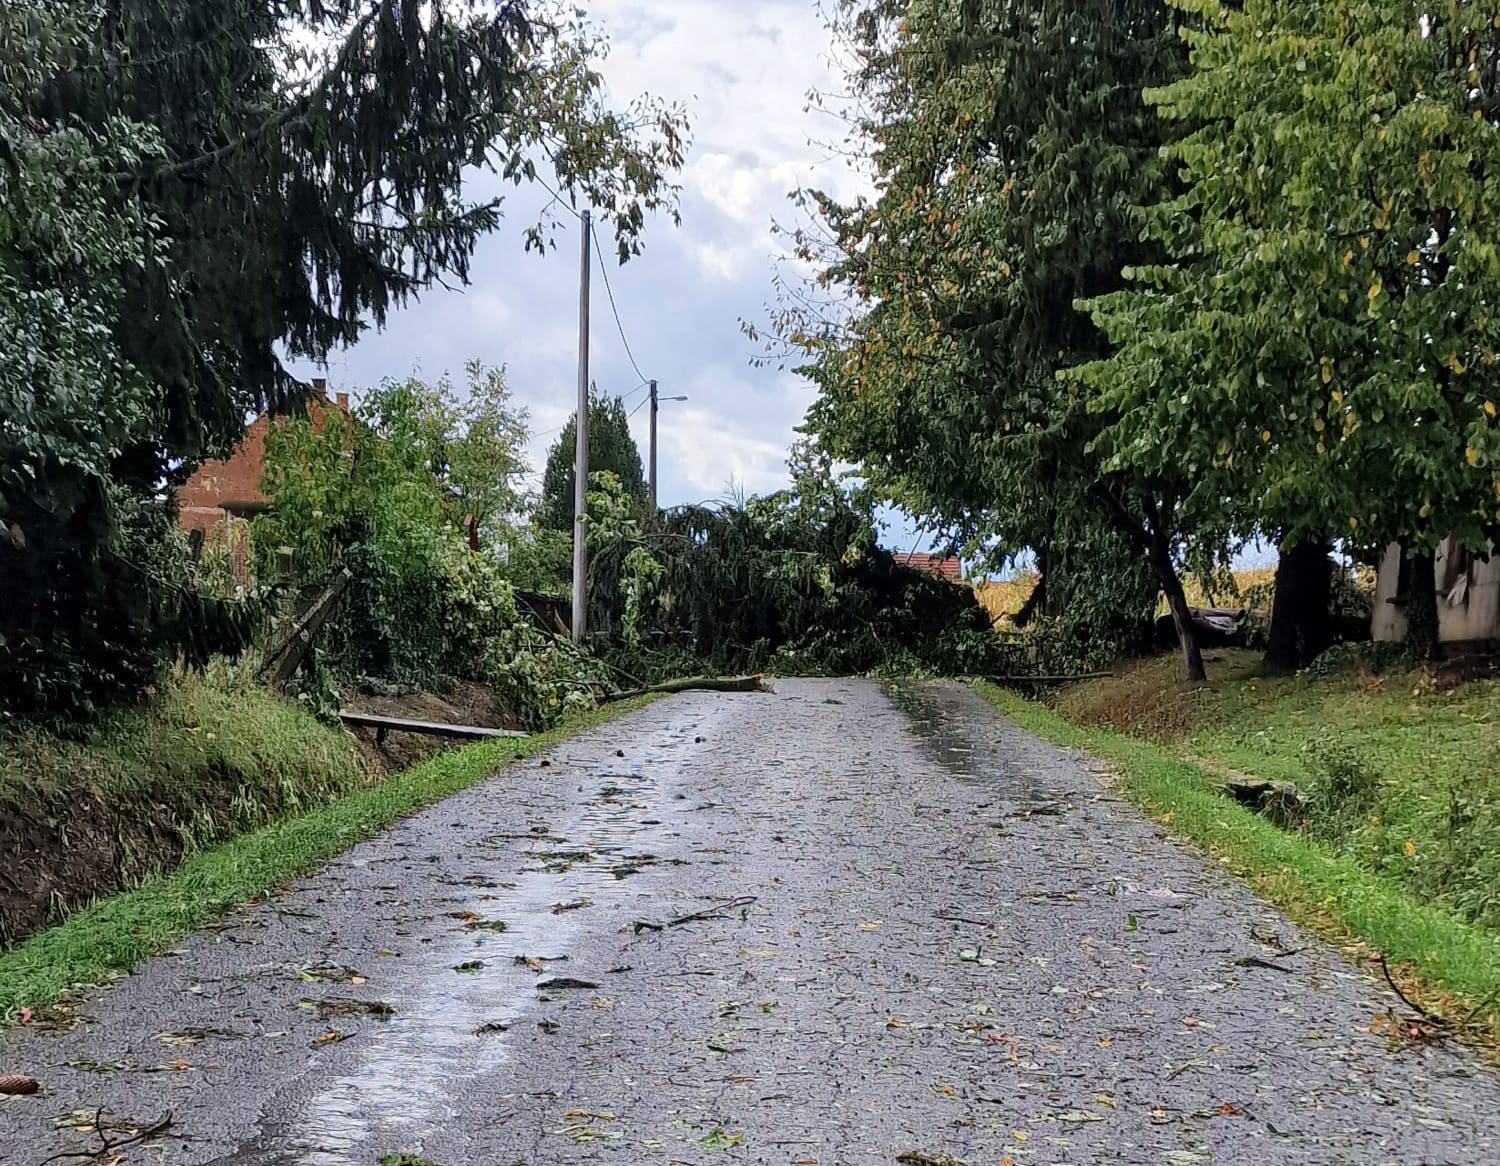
[1012,548,1048,629]
[1405,547,1439,660]
[1147,527,1206,682]
[1263,537,1333,674]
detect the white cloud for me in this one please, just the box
[661,406,790,498]
[290,0,896,527]
[690,152,804,227]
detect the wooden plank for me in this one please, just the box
[338,711,529,741]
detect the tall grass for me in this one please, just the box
[0,662,368,829]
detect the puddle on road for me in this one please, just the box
[886,681,1048,805]
[210,750,681,1166]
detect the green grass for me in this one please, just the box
[1,662,369,844]
[978,679,1500,1030]
[0,695,655,1022]
[1054,650,1500,932]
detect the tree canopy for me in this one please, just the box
[0,0,686,715]
[537,389,649,532]
[769,0,1500,679]
[1076,0,1500,560]
[784,0,1203,673]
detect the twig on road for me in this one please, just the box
[40,1109,174,1164]
[1233,955,1296,974]
[632,895,757,934]
[1380,956,1450,1029]
[934,909,997,927]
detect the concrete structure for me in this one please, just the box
[1372,536,1500,645]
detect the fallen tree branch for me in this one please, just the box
[632,895,757,934]
[41,1109,174,1163]
[1380,955,1449,1028]
[604,675,768,702]
[969,672,1114,684]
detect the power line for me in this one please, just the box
[590,221,650,387]
[530,173,585,225]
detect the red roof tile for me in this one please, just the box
[893,551,965,583]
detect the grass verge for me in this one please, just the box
[976,680,1500,1037]
[1054,650,1500,932]
[0,696,656,1023]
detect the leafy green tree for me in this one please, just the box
[255,368,601,719]
[443,364,533,541]
[258,367,529,574]
[784,0,1205,675]
[0,2,244,717]
[2,0,686,714]
[537,390,648,532]
[348,364,530,543]
[1075,0,1500,666]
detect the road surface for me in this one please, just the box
[0,679,1495,1165]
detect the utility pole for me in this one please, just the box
[571,210,591,643]
[648,379,658,515]
[646,384,686,519]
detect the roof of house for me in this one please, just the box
[893,551,965,584]
[178,381,349,523]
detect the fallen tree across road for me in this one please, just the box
[603,674,769,702]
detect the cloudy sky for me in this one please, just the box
[287,1,934,542]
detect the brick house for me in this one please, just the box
[178,379,349,571]
[893,550,965,584]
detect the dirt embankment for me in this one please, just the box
[341,679,514,772]
[0,674,514,949]
[0,792,194,948]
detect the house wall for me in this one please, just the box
[1371,539,1500,644]
[178,412,276,536]
[177,384,348,538]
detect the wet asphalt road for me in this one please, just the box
[1,678,1498,1166]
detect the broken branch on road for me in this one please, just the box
[41,1108,174,1164]
[632,895,758,934]
[602,675,770,702]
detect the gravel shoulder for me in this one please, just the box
[0,679,1495,1165]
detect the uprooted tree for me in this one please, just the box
[0,0,687,719]
[583,444,1001,679]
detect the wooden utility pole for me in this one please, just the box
[571,210,592,643]
[646,384,685,519]
[648,379,658,515]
